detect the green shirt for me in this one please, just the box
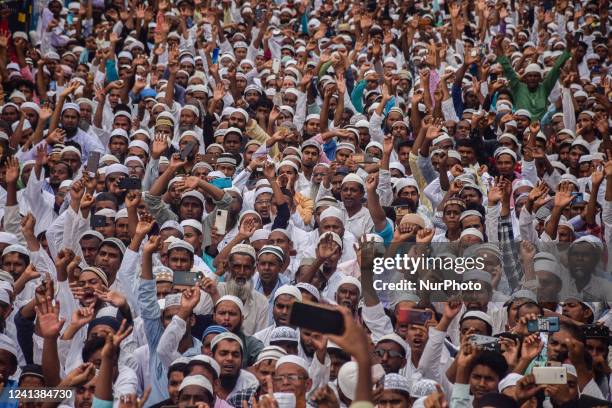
[497,50,571,121]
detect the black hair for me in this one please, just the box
[53,161,74,179]
[464,203,486,218]
[455,138,476,150]
[474,393,518,408]
[82,336,106,363]
[559,323,587,344]
[397,141,412,151]
[95,192,119,207]
[169,362,188,378]
[64,140,82,154]
[113,104,132,115]
[469,350,508,380]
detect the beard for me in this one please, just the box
[226,278,253,305]
[219,373,239,390]
[179,124,196,133]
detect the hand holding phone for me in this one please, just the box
[289,302,345,335]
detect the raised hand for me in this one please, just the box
[316,233,341,259]
[144,235,162,254]
[416,228,435,243]
[125,190,142,209]
[71,304,96,328]
[135,213,155,236]
[554,183,574,208]
[101,319,132,360]
[5,156,20,184]
[64,363,96,387]
[35,297,65,339]
[238,218,257,239]
[180,287,201,313]
[20,212,37,239]
[95,288,127,307]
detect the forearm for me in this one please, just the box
[95,356,116,401]
[42,337,62,386]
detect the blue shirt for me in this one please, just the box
[375,219,394,245]
[254,274,289,325]
[0,379,18,408]
[138,279,202,407]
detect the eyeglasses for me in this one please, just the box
[374,348,404,359]
[273,374,306,383]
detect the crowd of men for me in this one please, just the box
[0,0,611,407]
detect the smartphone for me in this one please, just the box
[118,177,142,190]
[67,12,74,25]
[469,334,501,352]
[202,23,212,42]
[86,151,101,176]
[181,141,198,162]
[202,153,218,165]
[214,209,228,235]
[396,308,433,326]
[533,366,567,385]
[574,31,582,42]
[582,324,610,339]
[527,316,560,333]
[351,153,365,163]
[272,58,281,74]
[490,73,498,82]
[210,177,232,189]
[212,48,220,64]
[92,215,107,228]
[571,192,584,204]
[173,271,203,287]
[289,302,345,335]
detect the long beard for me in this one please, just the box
[226,278,253,305]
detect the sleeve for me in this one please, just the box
[423,176,446,211]
[368,112,385,143]
[377,170,394,207]
[156,315,187,369]
[14,310,35,364]
[143,193,178,226]
[114,249,141,317]
[498,216,523,292]
[143,159,160,192]
[541,51,571,96]
[307,353,331,398]
[450,383,472,408]
[561,87,576,132]
[442,97,460,122]
[416,154,438,184]
[294,90,307,132]
[56,280,79,325]
[416,327,454,395]
[232,168,252,191]
[350,80,367,114]
[138,279,164,349]
[24,168,53,225]
[451,83,464,118]
[3,206,25,245]
[520,160,539,186]
[361,302,393,343]
[497,55,521,90]
[603,200,612,272]
[485,203,501,243]
[519,207,537,244]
